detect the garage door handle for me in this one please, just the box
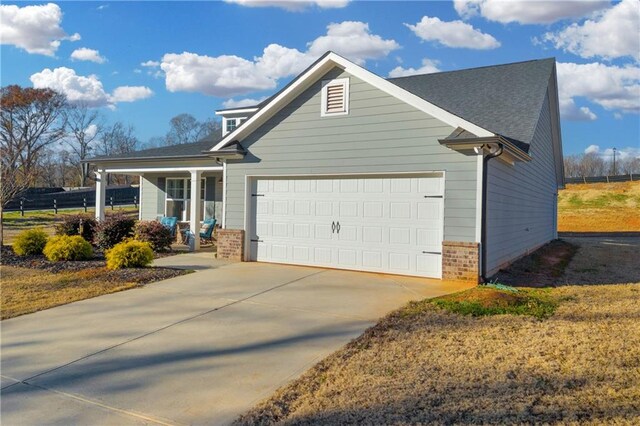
[422,251,441,255]
[251,239,263,243]
[336,222,341,234]
[331,221,336,233]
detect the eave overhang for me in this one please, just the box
[438,135,532,165]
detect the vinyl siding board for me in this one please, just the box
[225,67,479,243]
[140,175,162,220]
[485,90,558,276]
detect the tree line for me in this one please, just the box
[563,152,640,178]
[1,85,220,204]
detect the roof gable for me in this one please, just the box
[211,52,495,152]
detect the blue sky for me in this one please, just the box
[1,1,639,159]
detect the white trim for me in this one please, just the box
[241,170,444,179]
[211,52,493,152]
[320,77,349,117]
[222,116,247,136]
[475,154,483,243]
[221,161,227,229]
[165,177,206,222]
[138,175,143,221]
[104,166,223,174]
[215,107,258,115]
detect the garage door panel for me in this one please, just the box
[251,175,444,278]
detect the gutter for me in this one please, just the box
[83,146,246,165]
[480,143,504,283]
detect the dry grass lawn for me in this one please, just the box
[558,181,640,232]
[0,265,185,320]
[237,237,640,425]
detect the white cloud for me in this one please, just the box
[614,112,623,120]
[454,0,609,24]
[110,86,154,103]
[85,124,98,139]
[141,60,160,67]
[224,0,349,11]
[388,58,440,78]
[542,0,640,61]
[584,144,600,154]
[70,48,106,64]
[557,62,640,119]
[160,21,399,97]
[0,3,80,56]
[222,96,269,109]
[405,16,500,49]
[30,67,153,108]
[560,98,598,121]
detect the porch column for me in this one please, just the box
[95,169,106,221]
[189,170,202,251]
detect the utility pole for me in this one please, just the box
[613,147,617,175]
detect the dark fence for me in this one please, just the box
[5,186,139,213]
[565,174,637,184]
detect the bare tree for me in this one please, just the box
[0,85,67,245]
[64,103,103,186]
[98,122,139,185]
[164,114,220,145]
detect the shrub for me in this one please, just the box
[134,220,173,252]
[106,239,154,270]
[95,212,136,249]
[13,228,49,256]
[55,214,97,243]
[43,235,93,261]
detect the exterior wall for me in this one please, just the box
[139,173,222,222]
[485,90,559,276]
[224,67,479,245]
[442,241,480,282]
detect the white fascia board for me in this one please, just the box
[215,108,258,115]
[211,52,493,152]
[104,166,223,174]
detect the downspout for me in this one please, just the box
[481,143,504,283]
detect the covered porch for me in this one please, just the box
[94,164,223,251]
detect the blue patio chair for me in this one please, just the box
[160,216,178,238]
[199,218,217,244]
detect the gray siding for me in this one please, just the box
[140,174,163,220]
[225,68,479,242]
[485,90,558,275]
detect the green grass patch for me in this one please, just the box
[429,286,558,319]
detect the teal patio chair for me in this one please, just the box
[160,216,178,238]
[199,218,217,245]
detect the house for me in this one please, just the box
[88,52,564,282]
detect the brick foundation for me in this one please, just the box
[217,229,245,261]
[442,241,480,283]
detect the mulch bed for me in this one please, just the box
[0,245,187,282]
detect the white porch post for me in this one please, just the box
[189,170,202,251]
[95,169,106,221]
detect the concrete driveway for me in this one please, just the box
[1,254,473,425]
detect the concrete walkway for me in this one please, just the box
[1,255,473,425]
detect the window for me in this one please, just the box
[321,78,349,117]
[226,118,237,133]
[165,178,206,222]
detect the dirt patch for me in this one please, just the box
[491,239,578,287]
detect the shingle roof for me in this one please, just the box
[389,58,555,147]
[89,57,554,162]
[88,128,223,161]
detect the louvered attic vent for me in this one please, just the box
[321,78,349,116]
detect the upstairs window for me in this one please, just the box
[226,118,237,133]
[321,78,349,117]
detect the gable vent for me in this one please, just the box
[321,78,349,117]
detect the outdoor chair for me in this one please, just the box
[160,216,178,238]
[199,218,217,245]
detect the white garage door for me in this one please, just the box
[249,175,444,278]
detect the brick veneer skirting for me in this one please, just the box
[217,229,244,261]
[442,241,480,283]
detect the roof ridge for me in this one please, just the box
[387,57,555,81]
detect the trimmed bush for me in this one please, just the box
[13,228,49,256]
[55,214,97,243]
[95,212,136,249]
[106,239,154,270]
[43,235,93,261]
[134,220,173,252]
